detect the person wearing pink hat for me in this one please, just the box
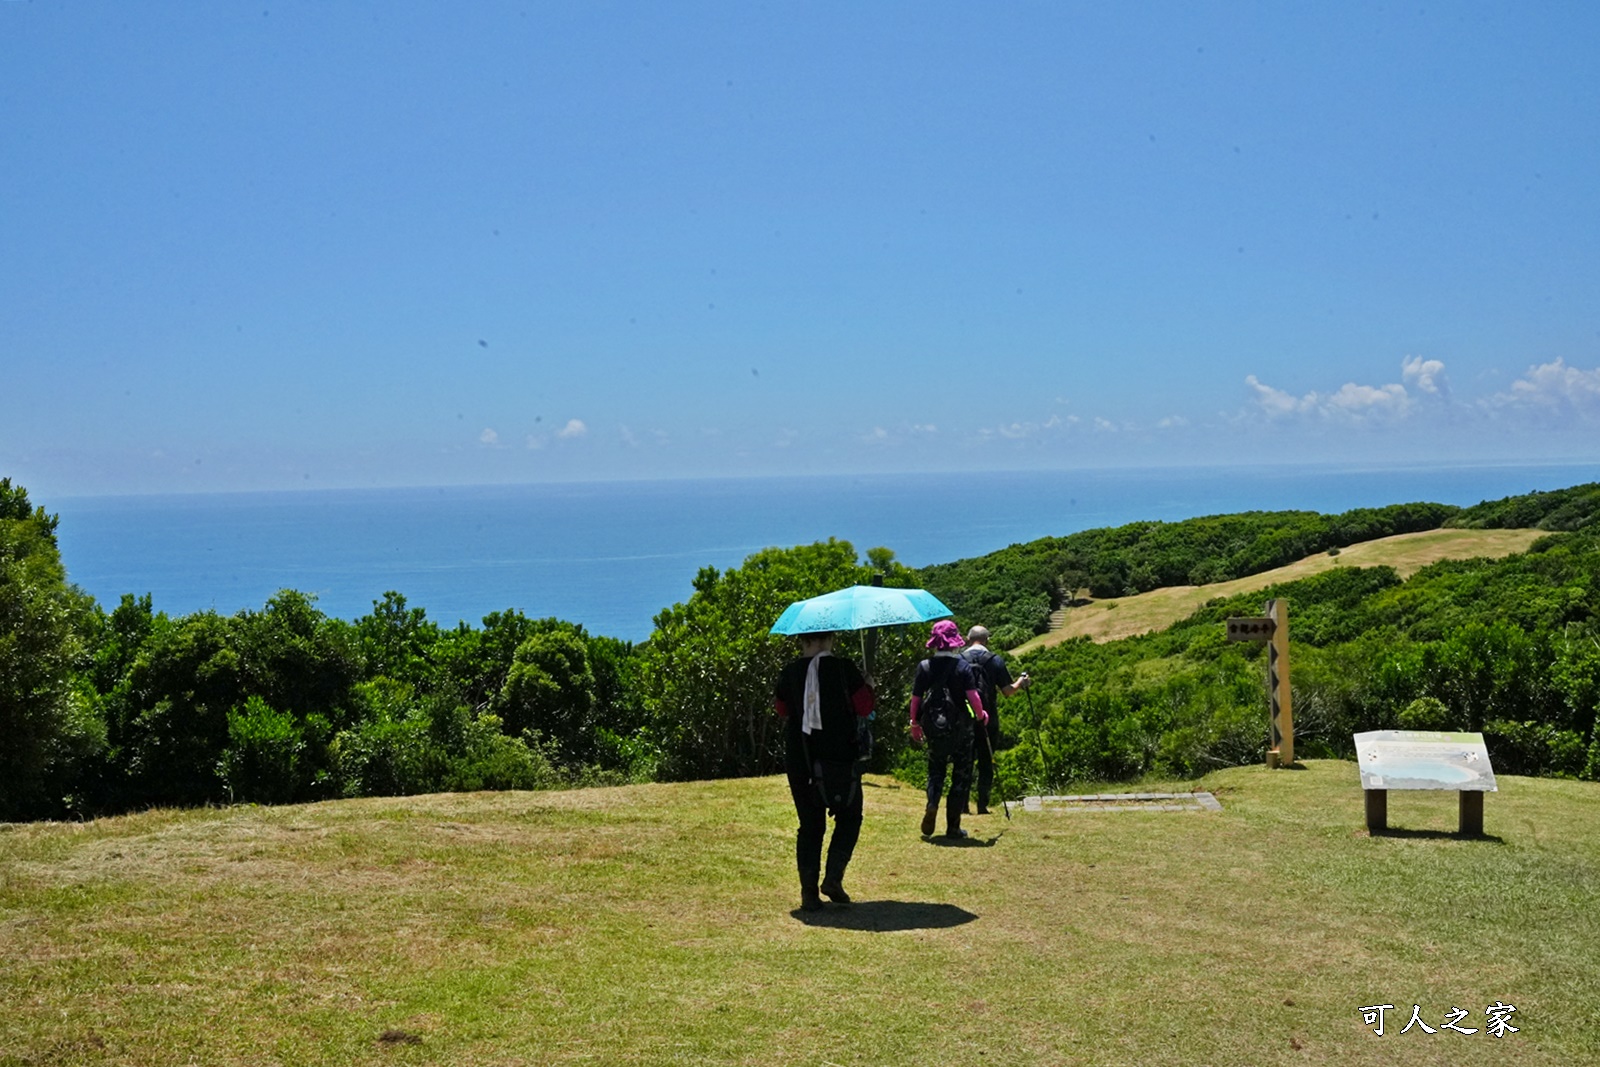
[908,619,988,839]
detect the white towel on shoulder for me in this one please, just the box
[802,651,830,735]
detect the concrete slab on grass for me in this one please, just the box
[1017,792,1221,813]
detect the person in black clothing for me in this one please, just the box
[773,630,876,911]
[961,625,1031,814]
[909,620,988,839]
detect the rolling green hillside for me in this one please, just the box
[1017,527,1546,651]
[988,526,1600,793]
[920,482,1600,646]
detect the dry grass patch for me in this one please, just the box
[1018,527,1546,650]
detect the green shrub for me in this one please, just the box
[219,696,303,804]
[593,727,661,784]
[1585,738,1600,782]
[331,717,444,797]
[989,623,1034,651]
[1397,696,1454,731]
[440,712,560,792]
[1483,719,1587,777]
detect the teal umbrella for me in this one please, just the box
[770,584,953,635]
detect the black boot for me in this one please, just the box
[947,805,968,839]
[800,881,824,912]
[920,803,938,836]
[820,875,851,904]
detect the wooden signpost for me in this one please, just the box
[1227,598,1293,767]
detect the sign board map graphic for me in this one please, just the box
[1354,730,1498,792]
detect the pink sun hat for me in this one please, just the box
[926,619,965,650]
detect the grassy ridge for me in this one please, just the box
[920,482,1600,644]
[1017,527,1547,651]
[3,765,1598,1065]
[918,502,1461,642]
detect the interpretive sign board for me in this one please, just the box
[1354,730,1497,792]
[1354,729,1496,835]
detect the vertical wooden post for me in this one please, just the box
[1266,598,1293,766]
[1459,791,1484,836]
[1365,789,1388,833]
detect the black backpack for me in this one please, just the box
[962,647,998,719]
[918,654,965,736]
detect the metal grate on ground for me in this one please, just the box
[1015,792,1222,813]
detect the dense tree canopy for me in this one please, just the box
[639,539,926,780]
[0,480,99,819]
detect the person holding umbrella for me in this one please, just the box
[909,620,988,839]
[772,630,876,912]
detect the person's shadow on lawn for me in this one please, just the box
[791,900,977,931]
[923,829,1004,848]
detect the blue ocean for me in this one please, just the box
[52,462,1597,642]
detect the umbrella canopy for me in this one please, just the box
[770,584,953,635]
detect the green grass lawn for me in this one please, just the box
[3,761,1596,1066]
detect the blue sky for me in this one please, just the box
[4,2,1599,497]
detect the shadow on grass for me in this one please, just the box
[791,900,978,931]
[922,831,1004,848]
[1369,827,1506,843]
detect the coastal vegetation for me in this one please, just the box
[4,476,1600,820]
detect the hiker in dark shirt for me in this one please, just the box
[962,625,1031,814]
[773,631,875,912]
[909,620,987,839]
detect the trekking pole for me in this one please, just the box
[980,721,1010,821]
[1015,678,1041,818]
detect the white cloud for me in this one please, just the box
[524,434,544,450]
[1491,358,1600,416]
[1093,417,1117,432]
[1245,375,1314,416]
[620,425,638,448]
[1327,381,1410,417]
[479,428,499,445]
[1401,355,1449,395]
[861,426,891,444]
[998,422,1030,439]
[557,418,587,439]
[1157,415,1189,429]
[1245,358,1445,423]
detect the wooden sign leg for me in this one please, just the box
[1364,789,1388,833]
[1459,791,1484,836]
